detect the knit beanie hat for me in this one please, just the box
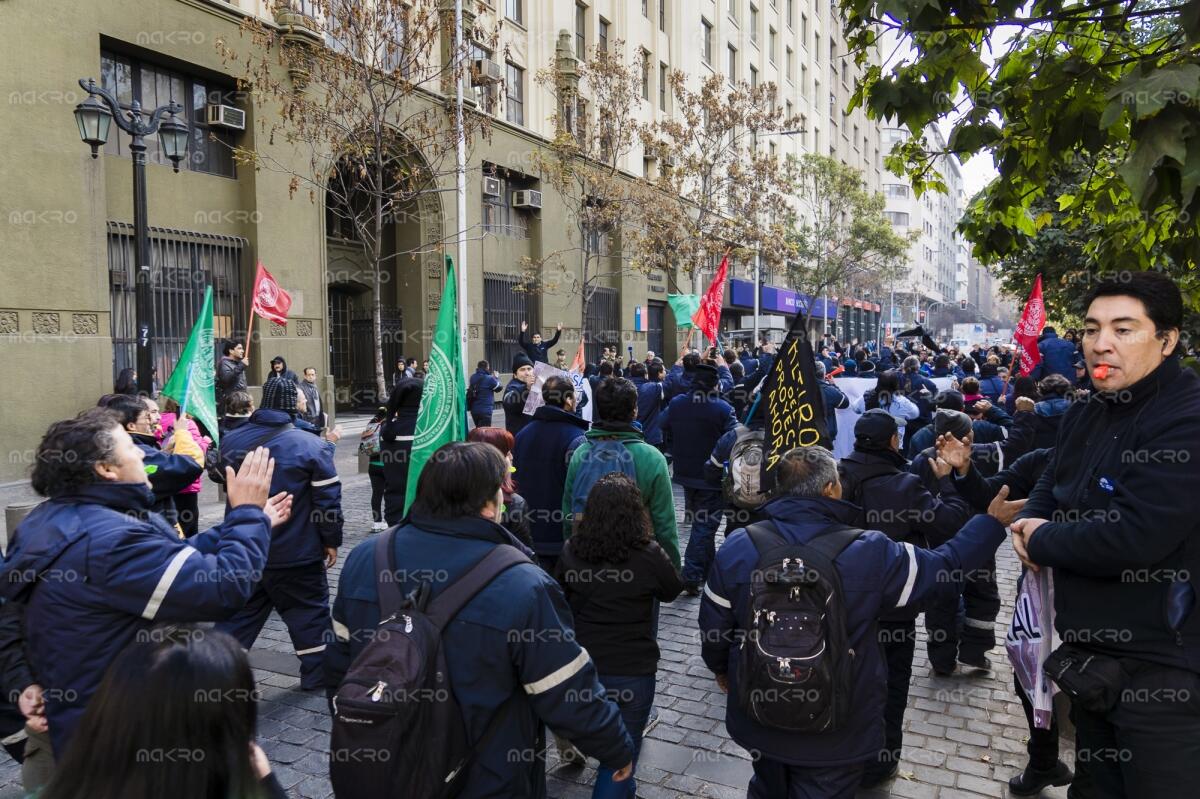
[512,352,534,373]
[261,376,298,411]
[933,408,972,439]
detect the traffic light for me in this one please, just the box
[918,310,926,323]
[960,299,967,310]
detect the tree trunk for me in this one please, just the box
[372,185,387,404]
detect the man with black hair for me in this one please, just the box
[1031,325,1079,381]
[216,338,248,416]
[467,359,501,429]
[517,320,563,364]
[513,375,588,570]
[0,409,288,758]
[661,364,737,593]
[562,378,680,570]
[217,374,344,691]
[1012,271,1200,798]
[98,394,203,527]
[837,410,973,786]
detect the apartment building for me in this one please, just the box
[0,0,885,480]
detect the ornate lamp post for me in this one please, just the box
[74,77,189,396]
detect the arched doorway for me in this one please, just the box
[323,144,445,409]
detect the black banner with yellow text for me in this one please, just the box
[761,321,830,493]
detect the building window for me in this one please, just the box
[785,46,793,81]
[100,51,236,178]
[659,0,666,30]
[108,222,245,382]
[484,272,534,371]
[659,62,668,110]
[576,3,586,60]
[768,26,777,64]
[641,50,651,100]
[598,18,609,53]
[801,13,808,43]
[785,100,792,121]
[727,44,736,82]
[750,4,758,44]
[787,0,794,27]
[800,63,807,96]
[482,170,532,239]
[800,114,808,146]
[727,0,737,22]
[750,64,758,89]
[505,0,522,25]
[505,63,524,125]
[701,18,713,65]
[471,43,497,114]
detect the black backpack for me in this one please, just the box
[736,521,863,733]
[329,532,530,799]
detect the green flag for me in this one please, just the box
[161,286,220,443]
[404,256,465,512]
[666,293,700,328]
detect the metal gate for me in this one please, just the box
[647,301,665,359]
[349,306,404,408]
[107,222,245,388]
[584,286,619,365]
[484,273,537,371]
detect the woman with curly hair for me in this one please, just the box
[466,426,533,548]
[556,473,683,799]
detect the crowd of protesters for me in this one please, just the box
[0,272,1197,799]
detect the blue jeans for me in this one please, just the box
[681,486,726,585]
[591,674,656,799]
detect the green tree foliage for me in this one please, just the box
[788,154,912,325]
[842,0,1200,305]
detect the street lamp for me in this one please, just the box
[74,77,189,396]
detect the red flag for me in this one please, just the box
[691,252,729,345]
[1013,274,1046,376]
[251,262,292,326]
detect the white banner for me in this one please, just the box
[830,376,955,458]
[523,361,594,423]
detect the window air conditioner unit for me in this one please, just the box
[471,58,504,86]
[482,176,501,197]
[512,190,543,210]
[205,104,245,131]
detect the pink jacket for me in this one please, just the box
[157,412,211,494]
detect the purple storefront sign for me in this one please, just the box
[728,279,835,319]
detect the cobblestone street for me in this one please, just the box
[0,423,1071,798]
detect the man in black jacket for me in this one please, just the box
[503,353,536,436]
[216,338,248,416]
[838,410,974,786]
[517,320,562,364]
[1012,272,1200,798]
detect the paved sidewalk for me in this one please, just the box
[0,429,1072,797]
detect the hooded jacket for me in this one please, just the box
[512,405,590,557]
[700,495,1005,766]
[662,363,734,399]
[0,482,270,754]
[1020,357,1200,672]
[632,377,667,446]
[1032,329,1080,381]
[219,408,343,567]
[562,424,681,569]
[326,513,632,798]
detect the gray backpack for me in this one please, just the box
[723,425,766,509]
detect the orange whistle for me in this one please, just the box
[1093,364,1110,380]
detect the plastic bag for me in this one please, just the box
[1005,567,1058,729]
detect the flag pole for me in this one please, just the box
[454,0,469,381]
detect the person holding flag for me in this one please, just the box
[402,256,466,514]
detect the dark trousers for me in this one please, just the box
[749,757,866,799]
[872,619,916,776]
[925,556,1000,669]
[1014,673,1061,772]
[381,442,414,526]
[1070,660,1200,798]
[216,563,331,690]
[471,411,492,430]
[175,492,199,538]
[681,486,726,585]
[591,674,656,799]
[367,463,386,523]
